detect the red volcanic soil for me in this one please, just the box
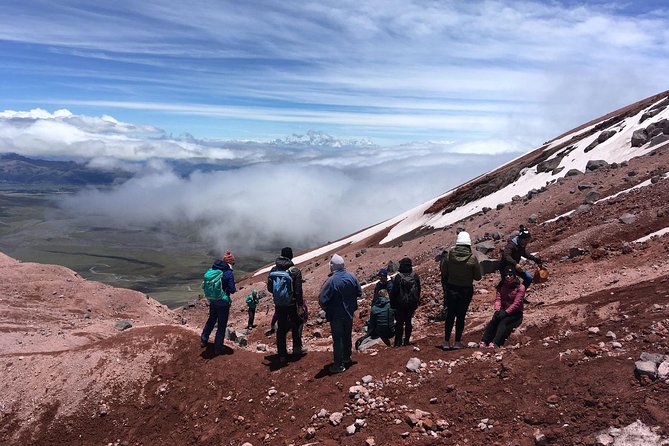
[1,149,669,445]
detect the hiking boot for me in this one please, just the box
[441,342,451,350]
[292,346,308,356]
[452,341,464,349]
[328,364,346,374]
[278,356,288,365]
[403,338,411,346]
[343,358,353,368]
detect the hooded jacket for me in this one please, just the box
[495,281,525,314]
[211,259,237,296]
[368,296,394,338]
[500,236,540,270]
[441,245,482,288]
[267,256,304,307]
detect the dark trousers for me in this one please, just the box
[200,299,231,352]
[276,304,303,357]
[482,311,523,346]
[394,308,415,346]
[247,307,256,328]
[444,284,473,343]
[330,318,353,368]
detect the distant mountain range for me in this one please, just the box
[0,152,132,186]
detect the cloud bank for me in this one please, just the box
[1,109,521,253]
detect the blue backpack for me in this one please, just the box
[268,270,293,306]
[202,268,230,302]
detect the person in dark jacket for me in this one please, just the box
[200,251,237,355]
[372,268,393,307]
[390,257,421,347]
[441,231,482,350]
[499,225,542,289]
[355,290,394,350]
[267,247,305,365]
[480,265,525,347]
[319,254,361,374]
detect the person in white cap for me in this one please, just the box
[319,254,362,374]
[441,231,482,350]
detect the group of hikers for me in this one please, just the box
[199,225,543,374]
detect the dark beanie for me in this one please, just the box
[398,257,412,273]
[502,265,515,276]
[281,247,293,259]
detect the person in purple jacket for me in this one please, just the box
[480,265,525,348]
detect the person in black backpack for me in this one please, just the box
[390,257,421,347]
[267,247,305,365]
[200,251,237,355]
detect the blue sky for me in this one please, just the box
[1,1,669,252]
[2,0,668,144]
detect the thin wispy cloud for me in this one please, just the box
[1,1,668,142]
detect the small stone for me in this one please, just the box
[346,424,356,435]
[268,389,277,396]
[657,361,669,379]
[546,395,559,404]
[535,432,548,446]
[588,327,600,335]
[612,342,622,349]
[406,357,422,372]
[365,437,376,446]
[596,433,614,445]
[305,427,316,439]
[430,397,438,404]
[329,412,343,426]
[361,375,373,384]
[113,320,132,331]
[317,408,328,418]
[605,331,616,339]
[635,361,657,379]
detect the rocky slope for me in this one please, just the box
[1,92,669,446]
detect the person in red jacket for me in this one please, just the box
[480,265,524,348]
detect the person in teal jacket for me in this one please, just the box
[245,289,260,329]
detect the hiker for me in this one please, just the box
[389,257,421,347]
[480,265,524,348]
[499,225,542,289]
[441,231,482,349]
[200,251,237,355]
[372,268,393,307]
[245,289,260,329]
[319,254,361,374]
[355,289,394,350]
[267,247,305,364]
[266,300,308,337]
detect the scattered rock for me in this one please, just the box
[305,427,316,440]
[361,375,373,384]
[586,160,609,171]
[406,358,422,372]
[635,361,657,380]
[329,412,343,426]
[113,320,132,331]
[346,424,356,435]
[618,213,637,225]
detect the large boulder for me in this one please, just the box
[475,241,496,255]
[480,258,500,275]
[631,129,648,147]
[586,160,609,171]
[536,157,562,173]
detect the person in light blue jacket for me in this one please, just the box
[319,254,361,374]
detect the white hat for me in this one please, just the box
[456,231,471,246]
[330,254,345,271]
